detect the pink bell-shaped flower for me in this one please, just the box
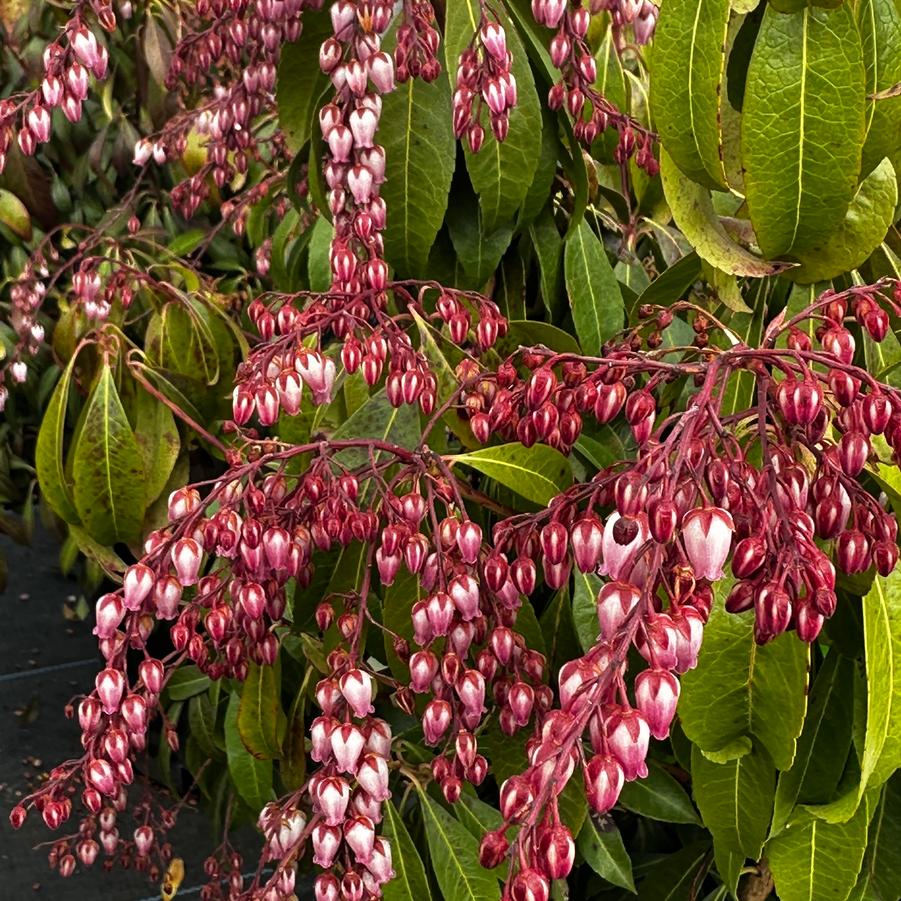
[681,507,734,580]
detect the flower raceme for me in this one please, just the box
[13,271,901,899]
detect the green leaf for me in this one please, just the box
[858,0,901,178]
[276,13,333,152]
[331,387,422,469]
[679,592,809,770]
[619,760,700,825]
[188,689,222,760]
[772,651,855,834]
[71,365,145,545]
[225,691,273,813]
[0,188,32,240]
[786,158,898,284]
[450,443,573,505]
[280,690,307,791]
[237,660,286,760]
[636,840,711,901]
[767,801,870,901]
[418,789,500,901]
[572,570,601,653]
[540,588,581,674]
[383,570,422,680]
[660,150,785,277]
[447,184,515,287]
[530,206,564,318]
[849,776,901,901]
[741,3,866,257]
[456,792,504,839]
[383,799,431,901]
[578,816,636,892]
[496,320,582,356]
[166,665,212,701]
[564,219,624,353]
[380,61,455,277]
[307,216,333,291]
[444,0,541,229]
[691,744,775,858]
[634,253,702,311]
[35,356,80,524]
[649,0,732,190]
[132,389,180,509]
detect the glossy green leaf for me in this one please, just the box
[619,760,700,825]
[383,570,422,680]
[331,387,422,469]
[767,801,869,901]
[539,588,581,673]
[307,216,332,291]
[225,691,273,813]
[679,593,809,769]
[649,0,732,190]
[165,664,212,701]
[380,62,455,277]
[276,14,333,152]
[578,816,635,892]
[636,840,711,901]
[188,690,222,760]
[447,185,515,287]
[35,355,80,525]
[660,150,785,276]
[280,690,307,791]
[237,660,286,760]
[572,570,602,653]
[456,792,504,840]
[0,187,32,240]
[786,157,898,284]
[383,799,431,901]
[849,776,901,901]
[418,789,500,901]
[634,252,702,311]
[132,389,180,508]
[858,0,901,177]
[742,3,866,257]
[530,205,564,317]
[564,218,624,353]
[71,365,145,545]
[451,443,573,506]
[444,0,541,229]
[772,651,855,834]
[691,744,775,858]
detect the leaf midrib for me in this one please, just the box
[789,10,810,251]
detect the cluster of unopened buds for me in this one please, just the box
[232,285,507,428]
[394,0,442,83]
[452,17,518,152]
[0,7,111,171]
[591,0,658,45]
[132,0,311,217]
[532,0,657,166]
[317,0,398,292]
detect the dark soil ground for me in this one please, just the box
[0,526,260,901]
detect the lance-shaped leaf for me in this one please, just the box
[619,760,700,825]
[578,816,635,892]
[691,744,775,859]
[380,60,455,277]
[635,841,711,901]
[742,3,866,258]
[772,651,855,834]
[71,364,145,545]
[450,443,573,506]
[444,0,541,230]
[276,12,333,153]
[331,387,421,469]
[649,0,732,190]
[225,691,273,813]
[809,570,901,823]
[382,800,431,901]
[132,389,180,509]
[767,801,870,901]
[858,0,901,177]
[418,790,500,901]
[786,158,898,284]
[660,150,786,277]
[237,660,286,760]
[35,355,80,525]
[0,187,32,240]
[564,218,624,353]
[572,570,602,653]
[849,776,901,901]
[679,593,809,769]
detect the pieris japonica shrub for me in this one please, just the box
[4,1,901,900]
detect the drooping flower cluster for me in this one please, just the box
[0,2,110,172]
[591,0,658,45]
[533,0,657,167]
[451,16,518,152]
